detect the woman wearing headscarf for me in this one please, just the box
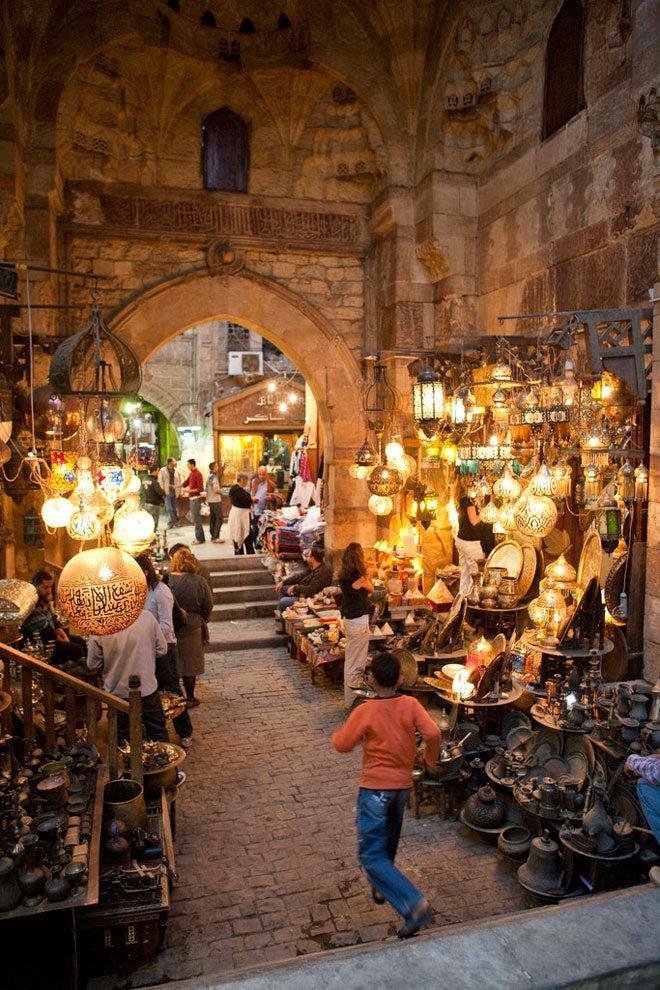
[168,547,213,707]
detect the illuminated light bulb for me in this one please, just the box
[112,506,155,552]
[349,463,370,480]
[41,496,75,528]
[488,434,500,448]
[368,494,393,516]
[451,395,466,424]
[278,401,288,413]
[452,667,475,700]
[559,360,578,406]
[267,381,277,393]
[288,392,298,404]
[385,439,405,463]
[98,563,113,581]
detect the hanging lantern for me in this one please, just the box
[616,460,635,501]
[125,472,142,494]
[634,463,649,502]
[491,387,508,424]
[513,492,558,539]
[412,365,444,428]
[385,437,405,463]
[535,586,568,644]
[368,494,393,516]
[112,500,155,553]
[493,464,522,501]
[389,452,416,479]
[97,463,129,501]
[529,463,556,498]
[57,547,147,636]
[583,465,601,504]
[71,487,115,525]
[498,503,517,532]
[582,426,610,468]
[348,463,370,480]
[66,507,103,542]
[545,554,576,586]
[85,405,126,443]
[558,360,578,407]
[441,440,457,463]
[491,361,512,383]
[367,463,404,497]
[41,496,75,529]
[49,304,141,398]
[354,437,379,467]
[480,500,499,525]
[48,451,79,495]
[30,386,81,441]
[550,462,571,499]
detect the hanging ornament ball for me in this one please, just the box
[66,508,103,542]
[480,500,499,525]
[385,439,405,463]
[57,547,147,636]
[367,463,404,497]
[97,463,129,501]
[389,452,416,479]
[125,472,142,495]
[368,494,393,516]
[71,487,115,525]
[349,463,370,480]
[513,492,558,539]
[41,496,75,528]
[85,407,126,443]
[112,506,155,553]
[354,438,379,467]
[30,386,81,441]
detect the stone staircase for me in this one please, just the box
[206,555,282,651]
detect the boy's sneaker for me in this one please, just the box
[179,737,192,749]
[397,901,434,939]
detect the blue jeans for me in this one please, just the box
[278,595,297,610]
[190,497,205,542]
[357,787,423,920]
[638,779,660,843]
[165,492,179,527]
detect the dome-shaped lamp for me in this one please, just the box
[529,463,556,498]
[367,463,404,497]
[385,437,404,463]
[480,500,500,525]
[57,547,147,636]
[513,492,558,539]
[368,494,393,516]
[49,305,141,398]
[41,496,75,529]
[493,465,522,501]
[354,437,379,467]
[348,463,370,480]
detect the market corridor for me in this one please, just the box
[107,615,528,987]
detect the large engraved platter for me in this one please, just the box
[577,527,602,592]
[516,543,538,601]
[485,540,524,580]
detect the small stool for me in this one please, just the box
[412,771,466,820]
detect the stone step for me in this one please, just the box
[211,569,274,589]
[213,585,278,605]
[211,601,276,621]
[206,555,267,573]
[207,633,285,651]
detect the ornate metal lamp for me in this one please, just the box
[412,365,445,437]
[49,305,141,398]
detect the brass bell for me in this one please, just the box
[518,829,565,897]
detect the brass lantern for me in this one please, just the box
[354,437,379,467]
[49,305,141,398]
[367,463,404,497]
[412,365,444,434]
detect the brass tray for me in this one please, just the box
[577,526,602,592]
[604,553,627,625]
[485,540,524,581]
[516,543,538,601]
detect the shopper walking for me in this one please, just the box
[158,458,183,529]
[332,651,440,938]
[182,458,206,545]
[86,609,168,742]
[206,460,224,543]
[250,465,276,549]
[135,554,193,747]
[339,541,374,710]
[169,547,213,707]
[144,465,165,531]
[227,473,255,555]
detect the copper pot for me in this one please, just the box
[103,779,146,830]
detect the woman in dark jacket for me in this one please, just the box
[169,548,213,706]
[227,472,255,554]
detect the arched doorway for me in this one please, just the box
[110,268,375,550]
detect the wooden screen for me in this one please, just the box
[203,108,249,192]
[542,0,586,140]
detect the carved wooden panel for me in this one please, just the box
[203,108,249,193]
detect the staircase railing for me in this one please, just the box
[0,641,143,783]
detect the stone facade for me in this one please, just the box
[0,0,658,672]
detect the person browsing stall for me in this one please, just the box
[86,610,168,742]
[332,651,440,938]
[182,458,206,545]
[276,546,333,609]
[339,542,374,710]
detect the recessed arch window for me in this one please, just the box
[239,18,256,34]
[543,0,586,140]
[277,12,291,30]
[203,108,249,192]
[201,9,216,27]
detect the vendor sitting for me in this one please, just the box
[276,546,333,610]
[625,753,660,844]
[21,569,86,666]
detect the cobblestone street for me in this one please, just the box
[94,622,529,988]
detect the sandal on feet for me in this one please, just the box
[185,698,201,708]
[397,901,434,939]
[371,887,386,905]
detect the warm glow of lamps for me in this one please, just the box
[412,366,444,425]
[57,547,147,636]
[452,667,475,700]
[267,381,277,393]
[349,463,370,480]
[66,507,103,542]
[385,438,405,463]
[493,464,522,501]
[41,496,75,528]
[480,500,499,525]
[529,463,556,498]
[545,554,576,585]
[513,491,558,538]
[466,635,494,673]
[368,494,393,516]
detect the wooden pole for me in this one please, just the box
[128,675,143,785]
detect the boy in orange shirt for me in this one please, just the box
[332,651,441,938]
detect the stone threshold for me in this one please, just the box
[157,883,660,990]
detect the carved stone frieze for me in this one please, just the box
[416,240,449,282]
[63,181,368,254]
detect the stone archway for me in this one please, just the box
[110,267,375,549]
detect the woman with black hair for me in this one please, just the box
[339,542,374,710]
